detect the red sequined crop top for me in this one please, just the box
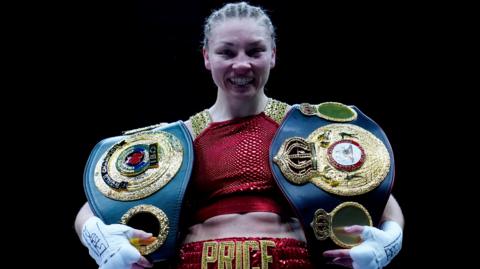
[189,112,286,222]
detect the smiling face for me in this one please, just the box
[203,18,276,99]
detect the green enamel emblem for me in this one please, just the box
[316,102,357,122]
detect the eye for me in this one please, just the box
[217,49,235,58]
[247,48,265,57]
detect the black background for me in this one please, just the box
[18,0,457,268]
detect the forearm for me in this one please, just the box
[74,202,94,239]
[380,195,404,229]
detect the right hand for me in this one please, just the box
[323,221,403,269]
[81,216,154,269]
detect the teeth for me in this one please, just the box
[230,77,253,86]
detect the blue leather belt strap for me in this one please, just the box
[270,105,395,259]
[84,121,194,262]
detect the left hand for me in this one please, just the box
[323,221,402,269]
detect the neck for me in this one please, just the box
[209,89,269,122]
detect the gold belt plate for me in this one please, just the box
[274,124,390,196]
[94,130,183,201]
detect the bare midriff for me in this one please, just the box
[183,212,306,243]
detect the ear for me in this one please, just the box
[202,47,211,70]
[270,47,276,68]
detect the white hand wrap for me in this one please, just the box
[81,216,144,269]
[350,221,403,269]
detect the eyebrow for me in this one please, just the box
[218,40,266,47]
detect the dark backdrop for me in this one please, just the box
[41,1,444,268]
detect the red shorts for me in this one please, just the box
[176,237,313,269]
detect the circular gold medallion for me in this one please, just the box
[310,202,372,248]
[308,124,390,196]
[120,204,169,255]
[330,202,372,248]
[94,130,183,201]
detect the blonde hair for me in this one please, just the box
[203,2,276,49]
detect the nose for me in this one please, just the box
[232,55,252,74]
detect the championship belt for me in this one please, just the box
[270,102,394,253]
[84,121,194,262]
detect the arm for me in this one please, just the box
[323,194,404,269]
[380,195,404,228]
[74,202,94,239]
